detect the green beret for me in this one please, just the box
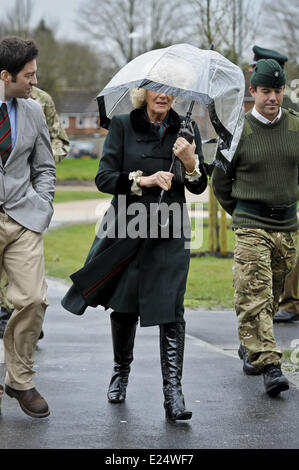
[251,45,288,68]
[250,59,286,88]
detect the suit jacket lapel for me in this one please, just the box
[13,98,25,153]
[4,98,25,165]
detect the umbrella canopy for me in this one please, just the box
[97,43,245,168]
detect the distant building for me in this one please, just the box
[56,89,107,158]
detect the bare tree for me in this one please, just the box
[190,0,260,64]
[189,0,261,254]
[58,41,109,91]
[4,0,34,37]
[190,0,225,49]
[0,22,8,38]
[262,0,299,77]
[76,0,192,66]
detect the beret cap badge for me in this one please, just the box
[250,59,286,88]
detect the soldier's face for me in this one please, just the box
[3,59,38,100]
[249,85,285,121]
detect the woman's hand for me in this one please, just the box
[173,137,196,173]
[139,171,174,191]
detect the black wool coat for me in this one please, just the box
[61,107,207,326]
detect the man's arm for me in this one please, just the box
[211,164,236,215]
[30,115,56,203]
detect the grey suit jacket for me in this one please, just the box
[0,98,56,233]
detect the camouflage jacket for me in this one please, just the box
[30,86,70,163]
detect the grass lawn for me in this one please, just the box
[44,222,235,309]
[44,224,95,281]
[56,158,99,181]
[186,257,234,309]
[54,190,111,203]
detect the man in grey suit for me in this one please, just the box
[0,37,56,418]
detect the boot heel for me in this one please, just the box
[165,407,192,421]
[107,367,130,403]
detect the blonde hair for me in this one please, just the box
[130,87,175,109]
[130,88,147,108]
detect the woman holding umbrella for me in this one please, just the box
[63,87,207,421]
[98,87,208,421]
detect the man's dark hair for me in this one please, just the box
[0,36,38,80]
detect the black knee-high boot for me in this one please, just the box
[107,312,138,403]
[159,322,192,421]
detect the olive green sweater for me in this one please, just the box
[212,109,299,231]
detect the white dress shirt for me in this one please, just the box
[251,105,282,125]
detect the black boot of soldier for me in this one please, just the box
[262,364,289,397]
[238,344,261,376]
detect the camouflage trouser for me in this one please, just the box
[233,228,297,370]
[0,269,14,313]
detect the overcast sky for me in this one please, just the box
[0,0,286,62]
[0,0,84,41]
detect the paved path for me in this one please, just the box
[50,187,211,229]
[1,192,299,451]
[1,278,299,450]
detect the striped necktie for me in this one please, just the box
[0,103,12,166]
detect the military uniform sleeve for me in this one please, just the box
[211,159,236,215]
[43,96,70,164]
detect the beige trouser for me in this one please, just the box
[0,212,48,390]
[0,269,14,312]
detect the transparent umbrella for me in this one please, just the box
[97,43,245,169]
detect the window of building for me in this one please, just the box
[76,116,85,129]
[60,115,69,128]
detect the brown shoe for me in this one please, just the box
[5,385,50,418]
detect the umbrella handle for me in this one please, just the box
[156,155,175,207]
[156,99,195,221]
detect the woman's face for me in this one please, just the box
[145,90,174,121]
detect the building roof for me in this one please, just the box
[56,89,99,115]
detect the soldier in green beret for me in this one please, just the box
[250,45,299,121]
[249,47,299,325]
[250,45,289,70]
[0,87,70,339]
[211,59,299,397]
